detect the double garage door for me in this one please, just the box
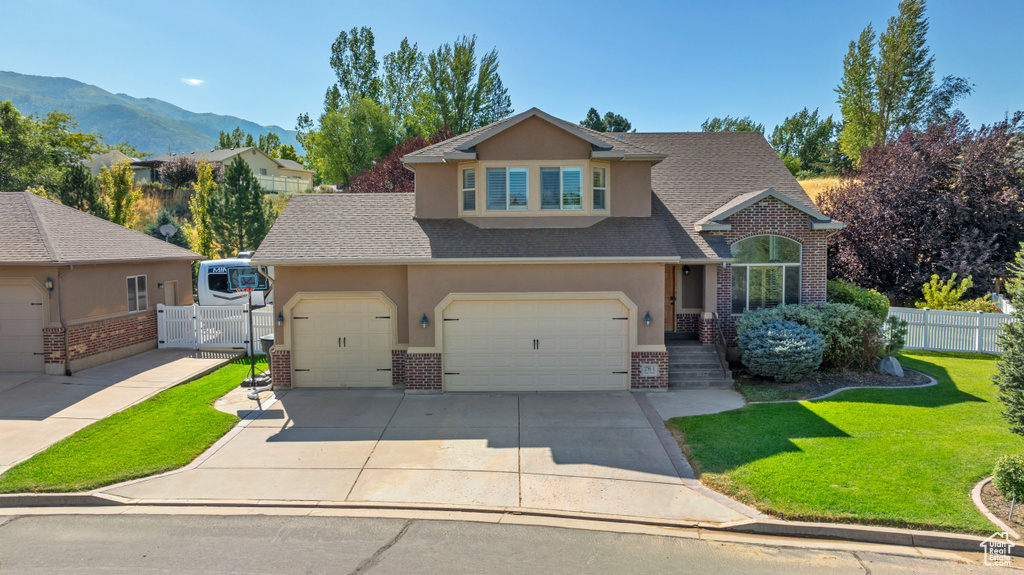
[0,283,46,372]
[289,295,630,392]
[442,299,630,392]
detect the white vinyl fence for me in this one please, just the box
[887,307,1013,354]
[157,304,274,354]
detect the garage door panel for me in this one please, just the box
[0,284,45,372]
[443,299,629,392]
[291,297,392,388]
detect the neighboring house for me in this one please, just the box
[0,193,200,375]
[252,108,842,393]
[84,150,152,184]
[131,147,314,193]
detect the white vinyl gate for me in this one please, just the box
[888,307,1014,354]
[157,304,274,353]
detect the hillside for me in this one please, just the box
[0,71,300,155]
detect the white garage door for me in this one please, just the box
[0,283,46,372]
[290,297,393,387]
[443,299,630,392]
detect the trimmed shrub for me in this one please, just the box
[736,303,884,371]
[994,454,1024,502]
[828,279,889,321]
[739,320,825,383]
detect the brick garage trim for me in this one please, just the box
[405,352,442,391]
[43,327,65,365]
[707,196,833,345]
[62,311,158,363]
[630,351,668,390]
[270,347,291,388]
[392,349,407,386]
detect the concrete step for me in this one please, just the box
[667,361,722,370]
[669,369,725,379]
[668,379,734,389]
[666,349,719,357]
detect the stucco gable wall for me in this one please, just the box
[474,116,592,161]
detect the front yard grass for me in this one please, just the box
[0,357,265,493]
[671,351,1023,534]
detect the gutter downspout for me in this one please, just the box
[57,265,73,376]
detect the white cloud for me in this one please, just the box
[180,78,204,86]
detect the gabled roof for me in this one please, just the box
[251,193,681,264]
[695,188,843,232]
[403,108,666,164]
[0,192,201,266]
[138,147,314,174]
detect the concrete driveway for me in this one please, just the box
[0,350,238,474]
[104,389,752,524]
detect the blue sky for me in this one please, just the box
[2,0,1021,132]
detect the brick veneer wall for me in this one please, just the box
[675,313,700,334]
[706,197,834,345]
[405,353,442,391]
[699,314,714,345]
[630,351,668,390]
[391,349,407,386]
[43,327,65,366]
[270,347,291,388]
[65,311,157,361]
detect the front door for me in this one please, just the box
[664,266,676,331]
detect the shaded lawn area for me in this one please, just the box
[0,357,266,493]
[670,351,1023,534]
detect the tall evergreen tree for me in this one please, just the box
[996,244,1024,437]
[209,157,273,257]
[56,162,107,219]
[836,25,878,164]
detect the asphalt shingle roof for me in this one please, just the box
[252,193,680,263]
[0,192,201,265]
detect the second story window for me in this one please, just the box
[462,168,476,211]
[486,167,529,211]
[540,167,583,210]
[593,167,607,210]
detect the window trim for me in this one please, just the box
[592,164,608,212]
[461,167,476,212]
[730,235,802,314]
[458,160,611,217]
[127,274,148,313]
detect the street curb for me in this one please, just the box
[972,476,1021,539]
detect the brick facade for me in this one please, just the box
[706,197,832,345]
[43,327,65,366]
[391,349,407,386]
[270,347,291,388]
[699,314,715,345]
[630,350,668,390]
[675,312,700,334]
[404,352,442,391]
[41,311,158,372]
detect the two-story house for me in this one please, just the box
[251,108,842,392]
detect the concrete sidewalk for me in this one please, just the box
[0,349,238,473]
[101,390,755,526]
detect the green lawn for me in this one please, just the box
[0,357,266,493]
[671,351,1023,534]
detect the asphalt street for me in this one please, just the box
[0,514,1014,574]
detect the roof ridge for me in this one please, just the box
[23,193,58,262]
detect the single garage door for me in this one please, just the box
[290,297,393,387]
[443,299,630,392]
[0,283,46,372]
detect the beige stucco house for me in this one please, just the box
[0,193,200,374]
[252,108,842,393]
[132,147,314,193]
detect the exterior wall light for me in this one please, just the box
[275,312,284,327]
[644,312,652,326]
[421,313,430,329]
[682,265,691,276]
[44,278,54,292]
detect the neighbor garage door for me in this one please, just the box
[290,297,393,387]
[0,283,46,372]
[442,299,629,392]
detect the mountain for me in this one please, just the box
[0,71,301,155]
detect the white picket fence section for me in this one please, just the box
[887,307,1013,354]
[157,304,274,354]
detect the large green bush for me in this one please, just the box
[736,303,884,371]
[738,320,825,383]
[827,279,889,321]
[994,454,1024,502]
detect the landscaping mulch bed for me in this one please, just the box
[981,481,1024,534]
[733,364,930,402]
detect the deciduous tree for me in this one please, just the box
[183,160,216,259]
[580,108,633,132]
[347,126,454,194]
[423,35,511,134]
[98,161,142,228]
[701,115,764,133]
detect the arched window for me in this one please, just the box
[731,235,801,313]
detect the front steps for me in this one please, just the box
[666,344,733,389]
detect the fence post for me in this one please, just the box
[922,308,930,350]
[156,304,165,349]
[976,310,983,353]
[192,303,200,350]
